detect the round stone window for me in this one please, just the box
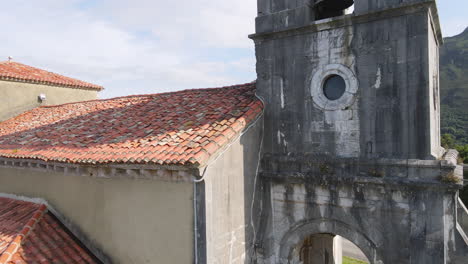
[310,64,358,111]
[323,75,346,100]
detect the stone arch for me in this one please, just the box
[278,218,383,264]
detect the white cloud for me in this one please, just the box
[0,0,257,98]
[5,0,462,100]
[441,18,467,37]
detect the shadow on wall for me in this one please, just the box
[240,114,264,264]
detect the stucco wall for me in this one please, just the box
[0,80,98,121]
[0,167,193,264]
[202,116,263,264]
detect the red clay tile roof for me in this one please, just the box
[0,197,100,264]
[0,61,103,91]
[0,82,262,166]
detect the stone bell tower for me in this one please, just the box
[250,0,466,263]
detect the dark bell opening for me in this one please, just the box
[323,75,346,101]
[313,0,354,20]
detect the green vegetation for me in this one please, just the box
[440,27,468,146]
[441,134,468,164]
[440,27,468,204]
[343,256,368,264]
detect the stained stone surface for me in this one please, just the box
[249,0,466,263]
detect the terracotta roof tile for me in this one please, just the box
[0,61,103,91]
[0,197,100,264]
[0,82,263,166]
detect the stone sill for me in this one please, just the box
[261,154,463,184]
[261,171,461,191]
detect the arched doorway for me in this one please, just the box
[279,219,381,264]
[291,233,369,264]
[341,236,370,264]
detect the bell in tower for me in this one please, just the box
[313,0,354,20]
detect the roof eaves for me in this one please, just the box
[0,157,202,181]
[192,103,264,168]
[0,76,104,91]
[0,204,47,264]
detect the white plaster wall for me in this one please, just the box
[0,167,194,264]
[0,80,98,121]
[203,117,263,264]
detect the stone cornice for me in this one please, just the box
[260,154,463,188]
[249,1,442,43]
[261,171,461,191]
[0,76,103,91]
[0,157,199,182]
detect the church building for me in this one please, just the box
[0,0,466,263]
[0,60,102,121]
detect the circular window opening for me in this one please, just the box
[323,75,346,101]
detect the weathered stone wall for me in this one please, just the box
[354,0,432,15]
[427,16,443,158]
[258,0,432,15]
[201,116,263,264]
[256,171,458,263]
[253,154,463,263]
[253,2,442,161]
[0,167,194,264]
[0,80,98,121]
[250,0,463,263]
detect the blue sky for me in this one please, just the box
[438,1,468,37]
[0,0,466,99]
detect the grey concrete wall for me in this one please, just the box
[253,5,442,160]
[427,16,444,158]
[250,1,460,263]
[202,116,263,264]
[0,80,98,121]
[256,173,458,264]
[256,0,433,28]
[354,0,431,15]
[0,167,194,264]
[257,0,309,15]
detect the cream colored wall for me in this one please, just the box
[0,167,194,264]
[203,117,263,264]
[0,80,98,121]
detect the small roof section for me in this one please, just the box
[0,197,101,264]
[0,61,103,91]
[0,82,262,166]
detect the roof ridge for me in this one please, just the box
[0,204,47,264]
[0,61,103,91]
[35,81,257,109]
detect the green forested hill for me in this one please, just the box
[441,27,468,202]
[440,27,468,147]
